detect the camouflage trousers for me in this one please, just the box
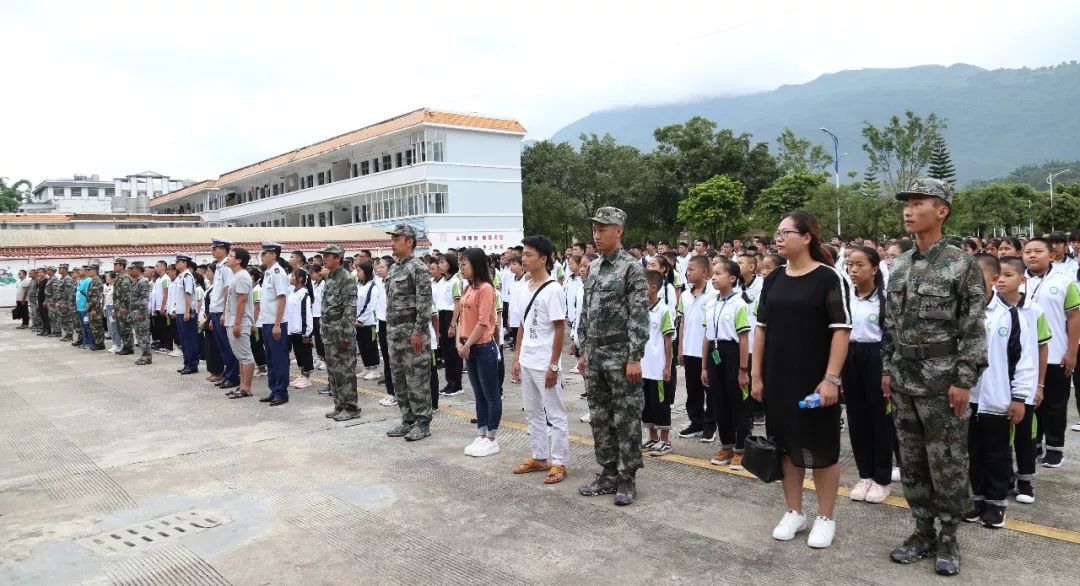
[892,391,970,532]
[117,312,134,350]
[49,306,63,335]
[89,310,105,346]
[324,336,358,410]
[584,355,644,478]
[134,314,152,358]
[388,331,432,425]
[70,308,83,341]
[31,304,41,329]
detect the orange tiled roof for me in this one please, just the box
[0,213,203,223]
[150,179,218,207]
[216,109,526,186]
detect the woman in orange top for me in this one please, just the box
[457,248,503,458]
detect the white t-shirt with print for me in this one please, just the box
[643,301,677,381]
[517,277,566,371]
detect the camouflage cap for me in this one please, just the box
[58,263,69,269]
[895,177,954,204]
[130,260,145,269]
[113,258,128,266]
[386,223,419,238]
[319,244,346,257]
[87,260,101,270]
[590,206,627,227]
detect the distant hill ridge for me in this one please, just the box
[549,63,1080,185]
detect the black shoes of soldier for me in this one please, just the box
[71,340,82,347]
[134,357,152,366]
[92,343,105,351]
[578,472,619,496]
[333,408,362,422]
[269,397,288,406]
[889,532,937,564]
[179,368,198,375]
[386,423,412,437]
[613,477,637,506]
[117,348,134,355]
[326,406,343,419]
[404,422,431,441]
[217,380,239,389]
[935,534,961,576]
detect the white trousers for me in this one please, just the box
[520,366,570,466]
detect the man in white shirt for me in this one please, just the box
[15,270,32,328]
[209,238,240,390]
[175,255,200,375]
[511,235,569,484]
[258,241,291,406]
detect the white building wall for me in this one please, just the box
[443,128,523,168]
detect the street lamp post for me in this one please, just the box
[1047,169,1071,232]
[820,128,841,238]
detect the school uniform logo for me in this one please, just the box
[868,314,878,324]
[997,326,1009,337]
[1050,286,1060,295]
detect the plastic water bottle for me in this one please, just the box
[798,392,822,409]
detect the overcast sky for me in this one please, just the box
[4,0,1079,184]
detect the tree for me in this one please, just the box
[0,177,31,213]
[861,168,881,197]
[860,110,945,195]
[775,128,834,174]
[948,183,1031,237]
[521,183,585,249]
[752,172,827,228]
[677,175,745,245]
[927,134,957,185]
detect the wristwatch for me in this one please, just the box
[824,373,842,387]
[550,364,561,372]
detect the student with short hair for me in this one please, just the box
[641,270,677,455]
[678,255,716,440]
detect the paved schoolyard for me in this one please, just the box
[1,325,1078,585]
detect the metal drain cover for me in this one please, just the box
[78,509,231,555]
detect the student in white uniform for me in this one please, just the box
[677,255,716,439]
[285,268,315,389]
[564,255,584,374]
[641,270,678,456]
[355,262,381,380]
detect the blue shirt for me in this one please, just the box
[76,277,91,312]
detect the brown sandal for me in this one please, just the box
[544,465,566,484]
[513,458,550,474]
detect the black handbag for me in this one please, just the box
[743,435,783,483]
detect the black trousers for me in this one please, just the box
[38,304,50,333]
[642,378,672,428]
[683,355,705,429]
[1073,345,1080,420]
[17,301,29,326]
[312,317,324,359]
[1013,404,1037,482]
[378,320,394,395]
[430,353,440,408]
[288,333,314,373]
[153,314,173,349]
[438,310,463,390]
[842,341,894,485]
[968,406,1013,505]
[250,330,265,367]
[356,325,380,367]
[204,329,223,374]
[705,340,749,449]
[1036,364,1070,451]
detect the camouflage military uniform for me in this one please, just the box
[319,245,360,418]
[577,207,650,497]
[43,270,58,336]
[883,178,988,573]
[61,271,78,341]
[131,266,153,364]
[113,263,134,352]
[87,268,105,348]
[384,225,434,433]
[51,270,68,338]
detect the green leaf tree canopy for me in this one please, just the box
[677,175,746,245]
[861,110,945,195]
[0,178,32,213]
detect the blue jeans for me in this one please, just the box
[210,312,239,383]
[261,322,290,399]
[106,305,121,347]
[78,310,93,347]
[466,340,502,435]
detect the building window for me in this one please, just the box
[382,154,392,170]
[318,211,326,227]
[104,188,115,197]
[360,161,370,176]
[272,184,279,196]
[88,188,100,197]
[352,163,358,178]
[306,175,314,188]
[405,149,413,166]
[396,152,403,168]
[372,158,380,173]
[71,187,82,197]
[317,172,325,186]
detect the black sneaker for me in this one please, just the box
[678,425,703,438]
[578,473,619,496]
[935,533,961,576]
[1016,481,1035,504]
[962,501,985,523]
[981,504,1006,528]
[753,413,765,426]
[613,477,637,506]
[1042,450,1065,468]
[889,532,937,564]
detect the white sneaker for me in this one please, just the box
[1071,422,1080,432]
[806,516,835,548]
[772,509,807,541]
[255,368,266,378]
[864,482,890,504]
[464,436,485,456]
[569,365,580,374]
[580,412,591,423]
[472,438,500,457]
[289,376,303,388]
[378,395,398,407]
[363,369,378,380]
[891,467,901,483]
[293,376,311,389]
[315,359,325,370]
[168,349,183,357]
[850,478,872,501]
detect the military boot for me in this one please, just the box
[386,422,413,437]
[578,471,619,496]
[134,356,152,366]
[405,421,431,441]
[92,343,106,351]
[117,348,134,356]
[613,476,637,506]
[333,408,363,422]
[325,406,343,419]
[890,528,937,564]
[935,531,961,576]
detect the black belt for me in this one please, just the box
[592,332,628,346]
[897,341,954,360]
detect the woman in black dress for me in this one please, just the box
[752,210,851,549]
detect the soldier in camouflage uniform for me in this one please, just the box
[129,262,153,365]
[883,178,988,577]
[319,245,362,422]
[575,207,650,506]
[113,258,135,355]
[39,266,57,336]
[85,261,106,350]
[54,264,72,340]
[383,224,435,442]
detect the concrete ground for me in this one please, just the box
[1,325,1079,585]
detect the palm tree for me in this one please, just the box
[0,177,32,212]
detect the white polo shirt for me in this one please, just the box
[257,264,290,326]
[643,301,677,381]
[679,285,715,358]
[702,291,751,343]
[209,258,231,314]
[1022,265,1080,363]
[850,289,883,343]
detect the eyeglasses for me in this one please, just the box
[773,229,803,241]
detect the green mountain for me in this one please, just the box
[549,63,1080,186]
